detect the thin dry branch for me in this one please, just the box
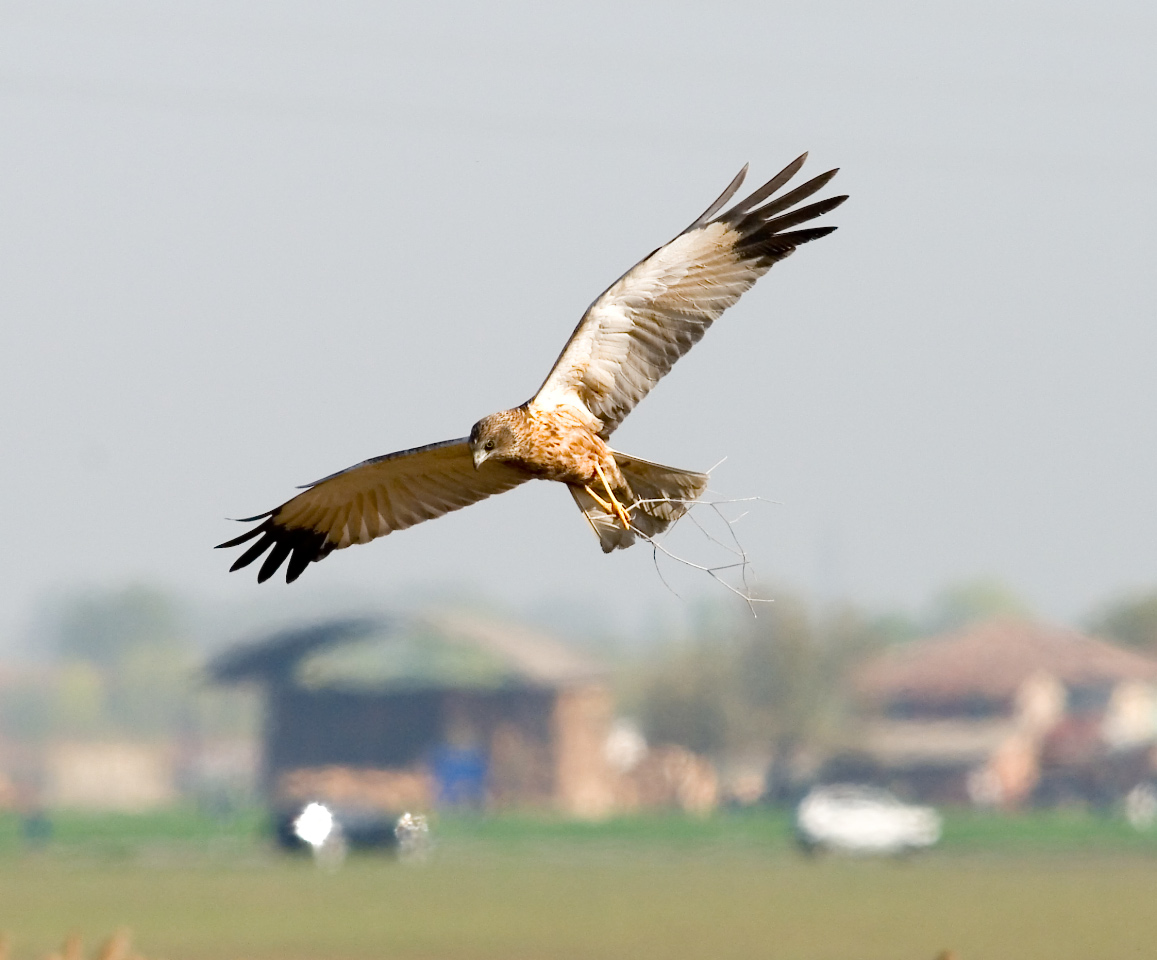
[627,495,775,615]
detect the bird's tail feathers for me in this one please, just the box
[570,452,709,553]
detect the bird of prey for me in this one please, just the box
[219,154,846,583]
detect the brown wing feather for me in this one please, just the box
[534,154,847,436]
[217,438,531,583]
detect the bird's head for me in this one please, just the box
[468,412,520,469]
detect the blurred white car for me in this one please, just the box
[795,784,942,855]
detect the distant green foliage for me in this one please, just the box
[0,806,267,858]
[924,576,1032,633]
[1087,588,1157,652]
[632,591,890,762]
[53,585,186,667]
[633,644,732,755]
[1,584,258,744]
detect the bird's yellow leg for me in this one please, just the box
[583,484,616,513]
[593,462,633,530]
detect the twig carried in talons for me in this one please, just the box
[627,495,774,616]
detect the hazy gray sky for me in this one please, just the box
[2,1,1154,640]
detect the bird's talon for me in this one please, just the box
[613,502,632,530]
[593,463,633,531]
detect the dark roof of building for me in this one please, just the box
[208,617,382,683]
[208,612,607,690]
[856,618,1157,705]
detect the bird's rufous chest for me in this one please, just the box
[518,406,622,487]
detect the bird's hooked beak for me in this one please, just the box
[472,447,489,470]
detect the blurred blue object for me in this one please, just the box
[432,745,488,808]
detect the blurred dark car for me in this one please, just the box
[274,803,399,851]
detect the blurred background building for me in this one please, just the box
[208,614,616,820]
[2,582,1156,823]
[827,619,1157,808]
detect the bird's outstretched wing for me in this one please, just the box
[533,154,847,436]
[217,439,531,583]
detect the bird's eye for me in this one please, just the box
[484,439,495,451]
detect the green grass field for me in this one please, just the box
[0,809,1155,960]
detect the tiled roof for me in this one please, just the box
[856,618,1157,704]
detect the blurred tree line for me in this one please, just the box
[0,585,256,744]
[624,577,1157,790]
[1087,588,1157,653]
[3,575,1155,761]
[623,591,889,795]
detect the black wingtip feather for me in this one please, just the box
[789,225,840,243]
[230,531,275,572]
[714,149,846,271]
[257,541,293,583]
[229,511,275,523]
[219,508,336,583]
[282,529,334,583]
[216,524,267,550]
[686,163,750,231]
[285,548,313,583]
[754,194,849,236]
[725,153,810,217]
[733,169,841,228]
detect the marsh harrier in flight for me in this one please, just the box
[219,155,846,582]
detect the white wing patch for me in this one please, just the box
[534,159,844,437]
